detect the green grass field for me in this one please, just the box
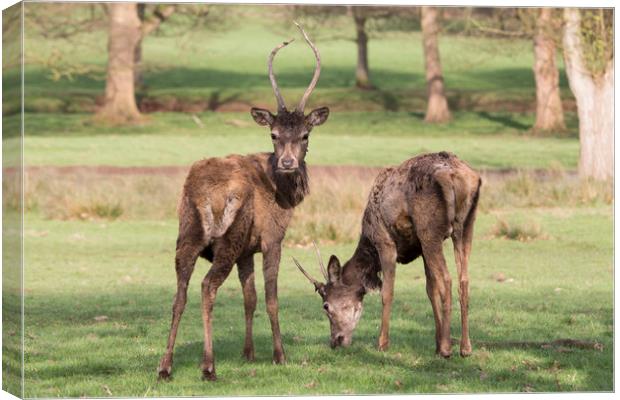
[21,206,612,396]
[3,4,614,397]
[6,111,577,169]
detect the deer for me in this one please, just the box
[294,152,481,358]
[157,23,329,381]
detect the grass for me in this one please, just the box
[3,111,579,169]
[5,4,612,396]
[21,203,612,396]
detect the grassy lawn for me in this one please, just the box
[22,205,612,396]
[6,111,578,169]
[7,4,612,397]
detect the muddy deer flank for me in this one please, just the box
[295,152,481,357]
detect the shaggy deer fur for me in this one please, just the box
[158,23,329,381]
[295,152,481,357]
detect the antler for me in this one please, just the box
[294,21,321,113]
[292,257,322,288]
[268,37,294,112]
[312,240,328,281]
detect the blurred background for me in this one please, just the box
[2,3,614,397]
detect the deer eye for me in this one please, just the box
[302,134,309,141]
[323,303,330,312]
[271,133,278,141]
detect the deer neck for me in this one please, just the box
[341,234,382,292]
[268,154,309,209]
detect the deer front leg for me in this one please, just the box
[378,247,397,351]
[262,244,285,364]
[200,260,234,381]
[237,256,257,361]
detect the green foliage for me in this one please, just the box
[579,9,613,77]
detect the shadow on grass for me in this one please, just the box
[477,111,531,131]
[23,286,612,394]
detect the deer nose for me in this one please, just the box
[281,158,295,169]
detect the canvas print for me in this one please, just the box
[1,2,614,397]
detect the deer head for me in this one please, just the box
[251,22,329,173]
[293,244,366,348]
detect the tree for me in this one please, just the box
[134,3,179,88]
[95,3,143,124]
[562,8,613,181]
[350,7,373,89]
[292,5,412,90]
[421,6,451,123]
[532,8,565,133]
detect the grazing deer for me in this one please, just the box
[294,152,480,358]
[158,23,329,381]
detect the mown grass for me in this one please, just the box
[22,203,612,396]
[4,111,579,169]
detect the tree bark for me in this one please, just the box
[96,3,143,124]
[421,7,451,123]
[352,8,373,89]
[562,8,613,181]
[532,8,565,133]
[134,3,146,89]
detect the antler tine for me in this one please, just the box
[268,37,295,112]
[294,21,321,113]
[292,257,321,287]
[312,240,328,281]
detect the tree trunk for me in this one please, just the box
[532,8,565,133]
[352,9,373,89]
[95,3,143,124]
[134,3,146,89]
[562,8,613,181]
[421,7,451,123]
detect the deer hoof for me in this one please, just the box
[439,349,452,359]
[460,347,472,358]
[378,342,390,352]
[157,363,172,381]
[272,351,286,365]
[243,348,255,362]
[157,367,172,381]
[201,367,217,382]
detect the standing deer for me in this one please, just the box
[294,152,480,357]
[158,23,329,381]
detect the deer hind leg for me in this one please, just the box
[158,237,202,380]
[451,223,471,357]
[454,190,479,357]
[423,257,443,355]
[377,246,397,351]
[237,255,257,361]
[200,253,236,381]
[421,240,452,358]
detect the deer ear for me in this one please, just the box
[251,107,275,126]
[306,107,329,127]
[327,255,341,283]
